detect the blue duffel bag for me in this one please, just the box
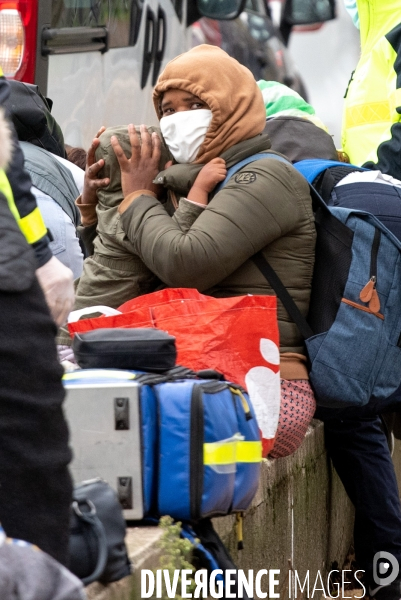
[156,377,261,521]
[63,367,262,521]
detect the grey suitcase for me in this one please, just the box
[63,369,154,520]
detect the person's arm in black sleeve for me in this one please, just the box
[0,72,74,326]
[6,135,52,267]
[0,73,52,266]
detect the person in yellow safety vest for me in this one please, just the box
[0,67,74,326]
[342,0,401,180]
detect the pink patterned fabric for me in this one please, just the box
[269,379,316,459]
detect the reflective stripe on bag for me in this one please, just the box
[204,438,262,467]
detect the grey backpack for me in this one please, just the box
[20,141,80,228]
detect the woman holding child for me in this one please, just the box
[74,45,401,590]
[104,44,317,458]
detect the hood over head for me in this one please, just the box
[257,80,338,162]
[153,45,266,163]
[258,80,329,131]
[3,80,66,158]
[264,116,338,163]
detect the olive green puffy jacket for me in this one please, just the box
[121,133,316,354]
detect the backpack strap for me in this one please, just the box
[316,168,337,203]
[213,151,290,195]
[294,159,368,206]
[251,252,314,340]
[294,158,368,184]
[214,151,315,340]
[188,518,254,600]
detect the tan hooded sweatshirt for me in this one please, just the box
[153,44,267,163]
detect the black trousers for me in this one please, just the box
[316,390,401,585]
[0,277,72,565]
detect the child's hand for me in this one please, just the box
[193,158,227,193]
[82,126,109,205]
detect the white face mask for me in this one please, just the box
[160,109,213,164]
[344,0,360,29]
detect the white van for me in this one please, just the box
[0,0,248,146]
[0,0,336,147]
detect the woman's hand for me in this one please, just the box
[111,124,162,199]
[81,126,110,205]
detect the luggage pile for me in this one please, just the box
[64,365,261,522]
[63,328,262,586]
[64,327,262,522]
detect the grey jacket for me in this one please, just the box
[0,538,85,600]
[20,141,80,227]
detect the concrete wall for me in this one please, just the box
[213,420,355,597]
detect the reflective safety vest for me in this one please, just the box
[0,169,48,244]
[341,0,401,180]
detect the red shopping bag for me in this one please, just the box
[68,289,281,456]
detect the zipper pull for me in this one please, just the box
[369,288,380,313]
[360,276,376,302]
[230,387,252,421]
[236,513,244,550]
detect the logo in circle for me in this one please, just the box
[235,171,257,184]
[373,551,399,587]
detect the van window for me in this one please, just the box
[51,0,134,48]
